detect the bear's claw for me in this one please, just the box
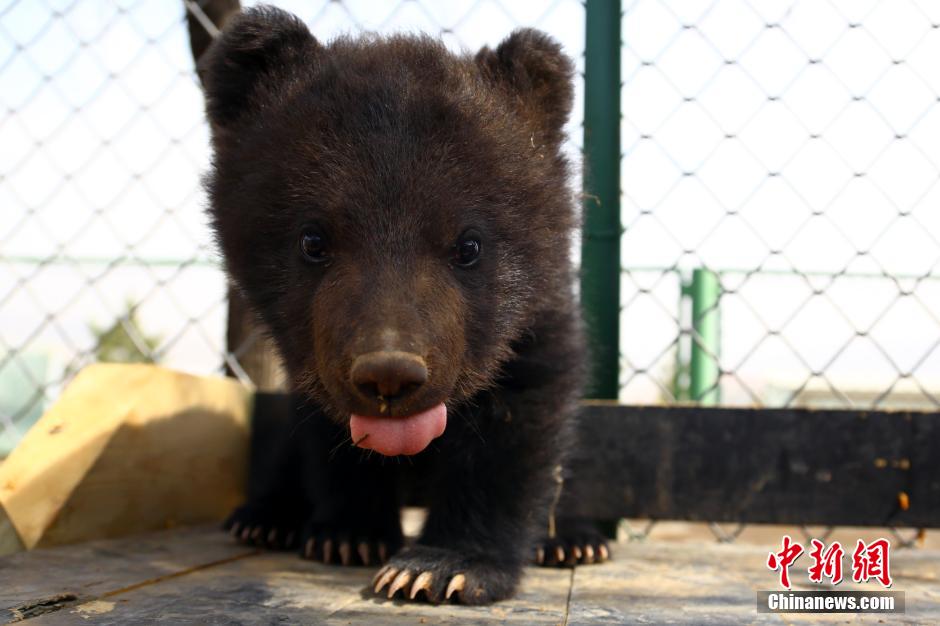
[387,570,412,598]
[444,573,465,600]
[338,541,352,565]
[409,571,433,599]
[357,542,371,566]
[373,566,397,594]
[322,538,334,564]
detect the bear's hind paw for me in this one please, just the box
[299,518,402,567]
[534,538,610,566]
[535,518,611,567]
[223,503,301,550]
[301,535,393,566]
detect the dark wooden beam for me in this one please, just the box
[566,402,939,528]
[249,395,940,528]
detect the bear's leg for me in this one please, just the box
[372,398,559,604]
[296,405,404,566]
[533,462,610,566]
[224,395,308,550]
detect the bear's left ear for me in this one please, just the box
[475,29,574,141]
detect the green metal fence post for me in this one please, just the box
[688,268,721,405]
[581,0,622,399]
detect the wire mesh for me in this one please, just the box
[0,0,585,455]
[618,0,940,413]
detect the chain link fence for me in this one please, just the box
[0,0,586,457]
[618,0,940,413]
[1,1,937,546]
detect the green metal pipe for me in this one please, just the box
[581,0,622,399]
[689,268,721,405]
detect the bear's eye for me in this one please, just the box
[299,227,329,264]
[453,230,482,268]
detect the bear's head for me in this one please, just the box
[202,6,577,456]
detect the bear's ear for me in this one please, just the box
[199,6,318,129]
[475,29,574,140]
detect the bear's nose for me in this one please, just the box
[350,351,428,402]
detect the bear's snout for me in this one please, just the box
[350,350,428,404]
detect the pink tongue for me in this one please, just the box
[350,403,447,456]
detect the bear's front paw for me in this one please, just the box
[371,545,519,605]
[223,503,302,550]
[300,519,403,567]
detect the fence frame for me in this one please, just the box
[580,0,622,399]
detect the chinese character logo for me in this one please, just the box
[852,538,892,588]
[807,538,844,585]
[767,536,892,589]
[767,535,804,589]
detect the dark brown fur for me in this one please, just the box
[202,6,605,605]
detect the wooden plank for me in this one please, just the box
[4,527,939,624]
[0,526,254,622]
[29,547,571,624]
[566,403,940,527]
[566,541,940,625]
[29,553,370,625]
[567,542,772,625]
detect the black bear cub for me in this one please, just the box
[202,5,607,605]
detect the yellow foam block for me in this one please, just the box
[0,363,252,555]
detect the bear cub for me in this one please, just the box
[202,5,608,605]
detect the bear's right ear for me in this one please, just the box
[475,29,574,143]
[199,6,318,129]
